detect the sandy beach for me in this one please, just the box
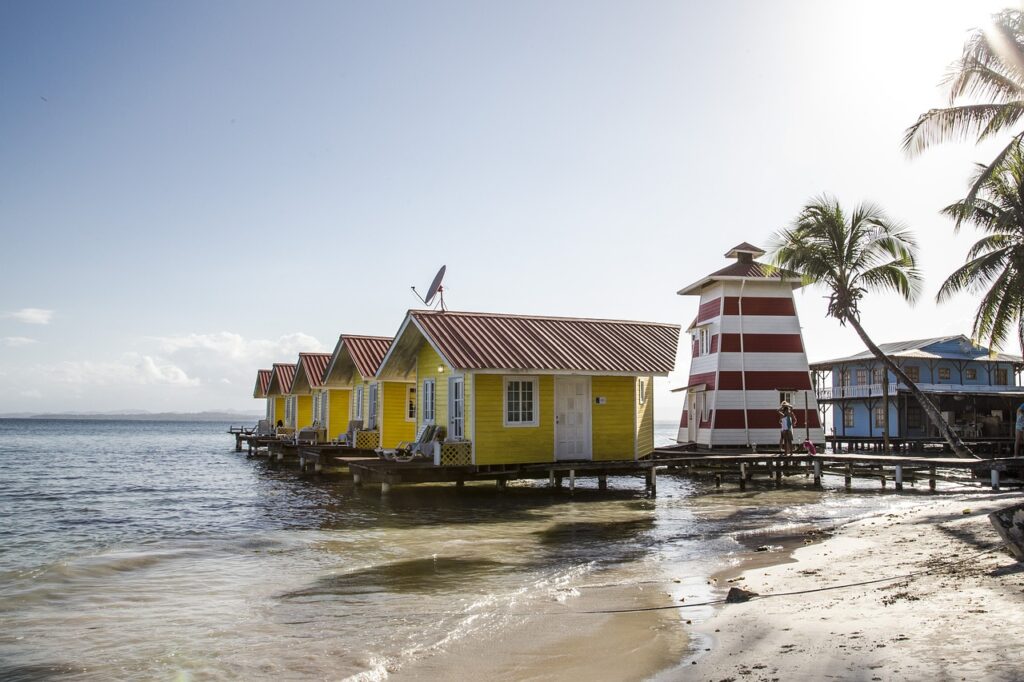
[692,491,1024,681]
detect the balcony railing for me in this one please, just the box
[816,382,1018,400]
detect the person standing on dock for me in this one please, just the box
[1015,402,1023,457]
[779,402,797,456]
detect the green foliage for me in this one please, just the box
[938,148,1024,352]
[768,196,921,325]
[904,9,1024,210]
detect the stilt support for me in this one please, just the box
[647,466,657,496]
[456,479,464,488]
[929,466,936,492]
[598,474,607,491]
[381,481,391,495]
[895,465,903,491]
[813,460,822,487]
[844,463,852,490]
[715,474,722,489]
[991,469,1000,491]
[739,463,747,491]
[353,473,362,487]
[569,469,575,494]
[496,477,507,491]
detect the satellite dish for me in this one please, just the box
[424,265,446,305]
[410,265,448,311]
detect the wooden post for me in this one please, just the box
[895,464,903,491]
[569,469,576,494]
[739,463,747,491]
[880,473,886,489]
[549,471,555,487]
[774,461,782,488]
[381,481,391,495]
[715,474,722,489]
[314,460,323,473]
[555,474,563,489]
[456,479,464,487]
[647,466,657,496]
[496,477,507,491]
[598,474,607,491]
[353,473,362,487]
[813,460,822,487]
[845,463,852,490]
[991,469,1000,491]
[929,465,936,492]
[236,435,242,452]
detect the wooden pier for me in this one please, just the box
[230,431,1023,495]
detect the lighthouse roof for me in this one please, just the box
[677,243,803,296]
[724,242,765,258]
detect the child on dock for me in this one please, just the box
[778,402,797,456]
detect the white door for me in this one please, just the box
[555,377,591,461]
[687,393,700,443]
[448,376,464,440]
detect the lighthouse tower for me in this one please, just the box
[676,242,824,448]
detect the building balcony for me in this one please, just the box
[815,382,1020,401]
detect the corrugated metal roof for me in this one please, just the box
[677,250,802,296]
[410,310,680,374]
[253,369,272,398]
[724,242,766,257]
[810,335,1023,368]
[343,336,393,379]
[269,362,296,394]
[297,352,332,388]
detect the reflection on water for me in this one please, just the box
[0,419,970,680]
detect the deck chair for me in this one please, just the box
[296,421,321,445]
[335,420,363,447]
[385,424,437,462]
[255,419,273,437]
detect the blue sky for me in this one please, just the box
[0,0,1014,416]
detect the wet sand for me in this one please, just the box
[692,492,1024,681]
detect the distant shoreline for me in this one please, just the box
[0,412,262,422]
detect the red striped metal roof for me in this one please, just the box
[268,362,296,395]
[297,352,332,389]
[253,369,272,398]
[343,336,393,379]
[410,310,679,374]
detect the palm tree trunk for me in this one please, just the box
[847,318,977,459]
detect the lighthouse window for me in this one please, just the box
[699,327,711,356]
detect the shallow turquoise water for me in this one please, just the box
[0,419,950,680]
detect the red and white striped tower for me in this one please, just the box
[676,243,824,448]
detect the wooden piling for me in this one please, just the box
[844,463,852,490]
[739,463,747,490]
[895,464,903,491]
[813,459,822,487]
[598,474,607,491]
[569,469,576,494]
[715,474,722,489]
[647,466,657,495]
[774,461,782,488]
[929,465,936,492]
[991,469,1000,491]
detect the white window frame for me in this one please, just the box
[779,390,795,407]
[698,327,712,356]
[843,407,854,428]
[353,384,364,421]
[965,368,977,381]
[937,367,951,381]
[368,383,379,429]
[637,378,647,404]
[448,376,465,440]
[422,379,436,424]
[406,385,417,422]
[320,392,329,424]
[503,376,539,427]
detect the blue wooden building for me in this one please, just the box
[810,335,1023,441]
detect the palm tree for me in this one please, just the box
[938,148,1024,358]
[903,9,1024,214]
[770,196,976,458]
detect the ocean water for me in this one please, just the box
[0,419,956,681]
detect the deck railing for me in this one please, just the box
[816,381,1019,400]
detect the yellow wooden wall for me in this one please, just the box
[473,373,554,464]
[417,344,449,431]
[296,395,312,428]
[591,376,636,461]
[327,388,351,438]
[636,376,654,458]
[273,396,285,425]
[381,381,416,448]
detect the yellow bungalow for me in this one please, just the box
[323,334,416,449]
[375,310,680,465]
[290,352,333,436]
[265,363,296,429]
[253,368,272,421]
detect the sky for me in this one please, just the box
[0,0,1017,417]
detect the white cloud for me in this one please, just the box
[154,331,324,363]
[42,353,199,387]
[2,336,37,347]
[4,308,54,325]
